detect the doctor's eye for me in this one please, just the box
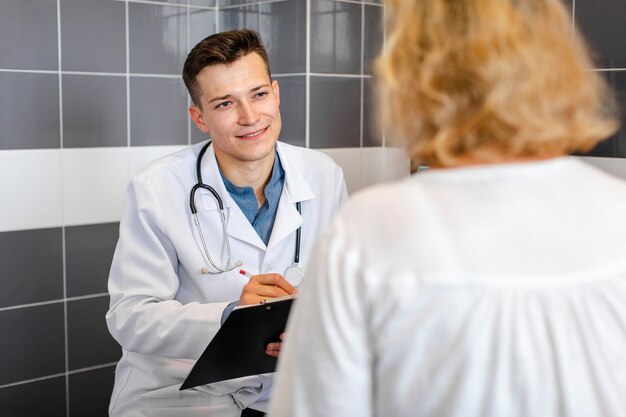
[215,101,232,110]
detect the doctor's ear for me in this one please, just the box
[189,105,209,133]
[272,79,280,105]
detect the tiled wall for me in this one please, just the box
[0,0,402,415]
[0,1,624,416]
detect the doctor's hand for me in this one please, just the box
[266,332,285,358]
[238,273,296,306]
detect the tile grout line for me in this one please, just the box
[0,362,119,391]
[55,1,71,415]
[126,0,131,149]
[305,0,311,149]
[0,293,110,313]
[360,1,364,149]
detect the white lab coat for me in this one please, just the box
[106,140,348,417]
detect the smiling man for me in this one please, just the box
[106,30,348,417]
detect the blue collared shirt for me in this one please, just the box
[219,152,284,246]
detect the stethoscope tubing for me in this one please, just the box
[190,141,303,281]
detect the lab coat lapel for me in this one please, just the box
[267,143,315,251]
[198,143,265,251]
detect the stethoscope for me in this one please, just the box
[189,141,304,287]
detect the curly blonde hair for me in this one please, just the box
[376,0,619,167]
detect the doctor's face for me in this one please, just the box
[189,52,281,169]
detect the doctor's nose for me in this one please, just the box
[238,102,261,125]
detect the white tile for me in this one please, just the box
[129,145,186,178]
[62,148,130,226]
[581,156,626,180]
[318,147,411,196]
[318,147,363,195]
[361,147,410,188]
[0,150,63,232]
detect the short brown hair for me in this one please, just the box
[376,0,619,167]
[182,29,271,107]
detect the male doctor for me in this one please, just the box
[106,29,348,417]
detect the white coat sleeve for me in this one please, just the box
[106,176,227,360]
[268,213,373,417]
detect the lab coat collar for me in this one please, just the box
[194,141,315,251]
[267,142,316,251]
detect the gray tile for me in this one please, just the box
[260,0,306,74]
[191,0,217,6]
[0,303,65,385]
[363,77,382,147]
[274,76,305,147]
[311,0,361,74]
[0,73,60,150]
[310,76,361,148]
[129,3,188,74]
[0,376,66,417]
[66,223,119,298]
[219,4,260,33]
[220,0,254,7]
[130,77,189,146]
[60,0,126,73]
[0,228,63,308]
[69,366,115,417]
[67,296,121,370]
[585,71,626,158]
[363,5,383,76]
[149,0,187,4]
[190,8,217,48]
[0,0,58,70]
[62,74,127,148]
[575,0,626,68]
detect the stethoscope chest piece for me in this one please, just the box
[284,265,304,288]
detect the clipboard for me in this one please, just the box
[180,297,295,390]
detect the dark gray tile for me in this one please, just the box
[311,0,361,74]
[363,77,382,147]
[585,71,626,158]
[67,296,121,370]
[0,228,63,308]
[310,76,361,148]
[575,0,626,68]
[69,366,115,417]
[274,76,305,147]
[190,8,217,48]
[0,377,66,417]
[191,0,216,6]
[363,5,383,76]
[66,223,119,298]
[60,0,126,73]
[62,74,127,148]
[220,0,253,7]
[0,73,60,150]
[0,303,65,385]
[130,77,188,146]
[219,4,260,33]
[129,3,188,74]
[0,0,58,70]
[260,0,306,74]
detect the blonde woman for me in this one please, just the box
[268,1,626,416]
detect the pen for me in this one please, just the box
[239,269,253,279]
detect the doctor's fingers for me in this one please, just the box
[249,273,296,294]
[245,282,293,299]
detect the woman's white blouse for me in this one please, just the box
[269,157,626,417]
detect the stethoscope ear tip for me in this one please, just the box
[234,260,243,267]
